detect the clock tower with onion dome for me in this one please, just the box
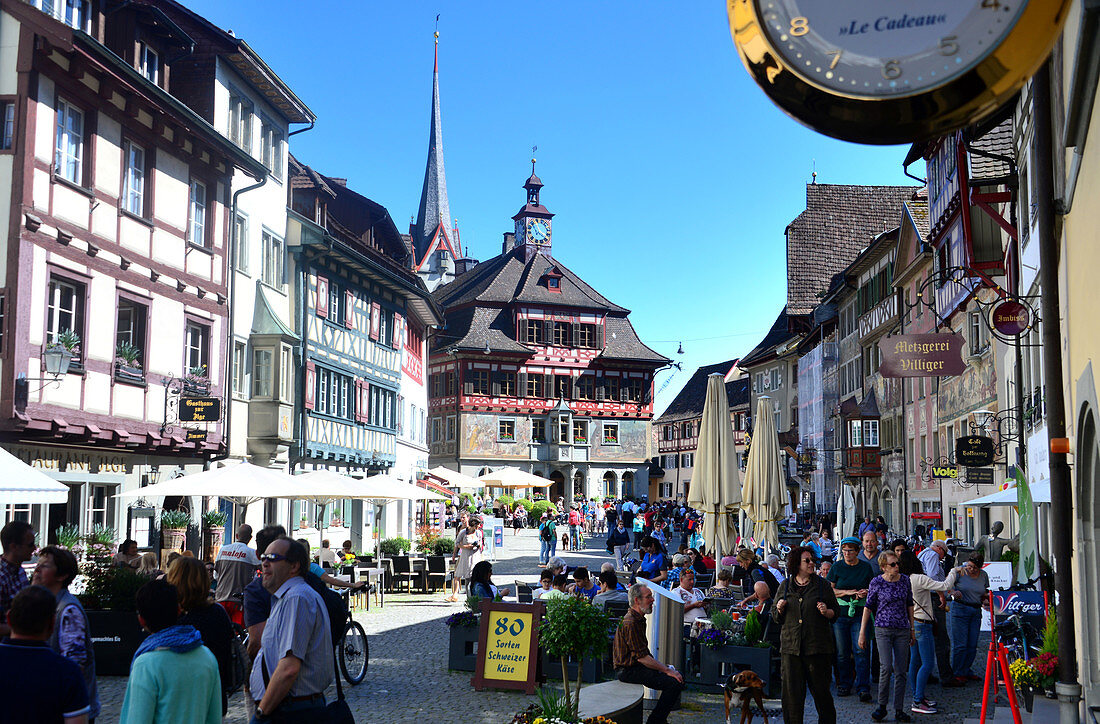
[512,159,555,257]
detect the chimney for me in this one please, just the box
[455,257,479,275]
[502,232,516,254]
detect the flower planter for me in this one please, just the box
[699,644,772,694]
[1018,685,1035,713]
[540,649,604,683]
[162,527,187,551]
[115,363,144,383]
[203,526,225,562]
[448,623,480,671]
[87,609,148,676]
[183,380,210,395]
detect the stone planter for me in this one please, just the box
[699,644,773,694]
[162,527,187,551]
[448,623,480,671]
[203,526,225,562]
[87,609,148,676]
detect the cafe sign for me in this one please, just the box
[990,300,1032,336]
[956,435,996,467]
[879,333,966,378]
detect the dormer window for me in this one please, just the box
[547,277,560,291]
[541,266,563,293]
[138,42,159,84]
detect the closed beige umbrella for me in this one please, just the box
[687,374,742,560]
[741,396,786,553]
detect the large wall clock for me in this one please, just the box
[728,0,1070,144]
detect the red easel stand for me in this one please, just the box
[980,592,1023,724]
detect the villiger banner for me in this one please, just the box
[878,333,966,378]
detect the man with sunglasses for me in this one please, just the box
[250,537,334,723]
[0,521,34,638]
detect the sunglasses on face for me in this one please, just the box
[260,553,288,564]
[884,561,899,568]
[801,557,814,564]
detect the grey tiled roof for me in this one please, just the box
[598,316,668,363]
[858,388,881,417]
[740,307,796,368]
[433,247,627,312]
[436,306,532,354]
[656,360,748,423]
[786,184,920,315]
[968,117,1014,182]
[904,199,930,240]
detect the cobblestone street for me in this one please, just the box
[93,528,1009,723]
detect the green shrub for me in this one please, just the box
[201,510,228,528]
[160,509,191,529]
[432,537,456,555]
[379,537,412,556]
[459,492,476,507]
[55,524,81,549]
[516,498,535,513]
[710,609,735,631]
[80,567,146,612]
[540,596,611,713]
[530,500,556,520]
[496,494,515,510]
[1041,608,1058,655]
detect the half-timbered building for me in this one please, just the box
[287,156,440,546]
[427,169,668,502]
[0,0,265,542]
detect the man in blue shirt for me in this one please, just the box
[0,585,89,723]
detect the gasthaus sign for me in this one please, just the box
[878,333,966,378]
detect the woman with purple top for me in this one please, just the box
[859,550,915,723]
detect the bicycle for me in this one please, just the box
[334,588,369,685]
[995,611,1042,663]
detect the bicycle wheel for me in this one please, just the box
[338,620,368,685]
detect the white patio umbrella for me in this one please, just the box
[426,466,483,491]
[741,396,786,554]
[687,374,742,560]
[0,446,69,505]
[114,462,299,507]
[835,484,856,543]
[476,466,553,489]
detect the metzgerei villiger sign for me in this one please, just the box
[878,334,966,378]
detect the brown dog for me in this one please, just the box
[723,669,766,724]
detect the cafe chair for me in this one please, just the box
[515,581,533,603]
[426,556,449,592]
[391,555,419,594]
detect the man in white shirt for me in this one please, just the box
[214,525,259,626]
[764,554,786,584]
[675,569,706,627]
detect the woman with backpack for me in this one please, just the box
[538,512,557,566]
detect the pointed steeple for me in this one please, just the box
[413,30,456,263]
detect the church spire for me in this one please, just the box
[413,27,456,262]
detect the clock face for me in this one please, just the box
[756,0,1025,99]
[729,0,1069,144]
[529,219,550,243]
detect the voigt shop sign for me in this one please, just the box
[879,334,966,378]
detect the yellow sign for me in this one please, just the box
[933,530,946,542]
[483,611,534,682]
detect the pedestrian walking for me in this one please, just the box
[450,516,483,602]
[215,524,260,626]
[167,556,235,715]
[899,550,959,715]
[827,536,874,701]
[917,539,953,682]
[0,585,91,723]
[606,519,632,571]
[946,552,990,686]
[121,578,221,723]
[772,545,839,724]
[568,505,583,550]
[859,531,882,576]
[613,583,685,723]
[859,551,915,722]
[0,520,34,637]
[537,513,557,566]
[249,537,334,722]
[33,545,100,721]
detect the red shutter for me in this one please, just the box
[359,380,371,424]
[369,302,381,340]
[345,290,355,329]
[354,379,365,423]
[304,360,316,410]
[395,313,404,348]
[316,276,329,318]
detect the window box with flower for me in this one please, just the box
[114,341,144,383]
[183,364,209,394]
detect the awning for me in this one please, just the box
[910,512,942,519]
[962,480,1051,507]
[0,447,70,505]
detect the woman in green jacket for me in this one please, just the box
[773,545,839,724]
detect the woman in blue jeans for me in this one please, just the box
[945,554,990,686]
[899,550,959,715]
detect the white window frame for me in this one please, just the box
[35,0,89,31]
[260,117,283,176]
[261,230,285,291]
[232,341,247,398]
[54,98,83,184]
[228,89,253,151]
[969,310,986,355]
[233,212,249,272]
[185,322,208,373]
[138,42,159,84]
[46,278,81,350]
[252,347,273,398]
[863,420,880,447]
[279,346,293,403]
[189,180,207,246]
[849,419,863,447]
[123,140,145,216]
[1,102,14,150]
[603,422,619,445]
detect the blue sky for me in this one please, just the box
[186,0,915,413]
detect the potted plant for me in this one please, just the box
[1009,658,1040,712]
[160,509,190,551]
[114,342,144,381]
[698,609,773,694]
[445,596,482,671]
[74,527,149,675]
[432,537,456,556]
[379,537,412,556]
[55,523,81,550]
[416,524,443,554]
[183,364,209,394]
[539,595,612,714]
[201,509,228,561]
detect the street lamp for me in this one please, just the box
[42,346,73,378]
[972,409,996,431]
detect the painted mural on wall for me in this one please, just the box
[591,419,648,462]
[461,413,530,458]
[938,353,997,423]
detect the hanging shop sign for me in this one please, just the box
[931,464,959,480]
[471,601,543,694]
[726,1,1070,144]
[878,333,966,378]
[967,467,995,485]
[956,435,996,467]
[990,300,1032,336]
[185,430,208,443]
[178,397,221,423]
